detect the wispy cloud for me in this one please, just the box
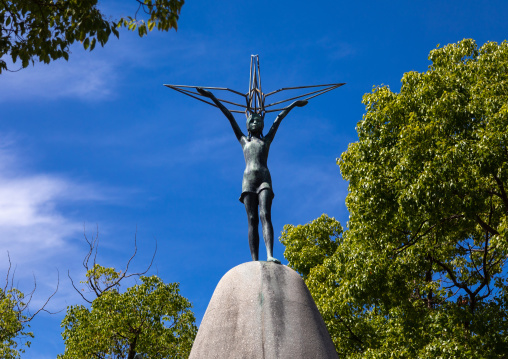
[0,50,118,102]
[0,139,107,280]
[0,29,228,103]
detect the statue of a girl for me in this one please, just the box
[197,87,307,263]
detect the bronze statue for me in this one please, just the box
[165,55,344,263]
[197,87,307,263]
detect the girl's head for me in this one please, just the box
[246,113,264,135]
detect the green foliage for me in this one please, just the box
[281,214,343,279]
[0,287,33,359]
[282,39,508,357]
[0,255,53,359]
[0,0,184,73]
[59,265,197,359]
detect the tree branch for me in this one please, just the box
[474,214,499,236]
[334,312,364,346]
[432,257,473,297]
[69,227,157,301]
[493,174,508,212]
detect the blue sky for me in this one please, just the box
[1,0,507,357]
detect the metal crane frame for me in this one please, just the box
[164,55,345,118]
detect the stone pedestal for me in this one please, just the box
[189,261,338,359]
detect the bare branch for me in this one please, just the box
[24,270,61,320]
[4,251,12,292]
[1,252,59,343]
[68,269,93,304]
[69,228,158,300]
[123,227,139,276]
[125,235,157,280]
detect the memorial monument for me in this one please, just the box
[165,56,344,358]
[166,56,344,263]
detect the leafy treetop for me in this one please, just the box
[0,0,184,73]
[282,39,508,358]
[60,267,197,359]
[1,253,57,359]
[60,232,196,359]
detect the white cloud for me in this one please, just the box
[0,51,117,102]
[0,136,131,325]
[0,28,233,103]
[0,176,71,227]
[0,141,106,274]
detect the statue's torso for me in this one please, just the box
[242,136,269,171]
[240,136,272,194]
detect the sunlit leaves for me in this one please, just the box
[0,288,33,359]
[281,214,342,278]
[59,266,196,359]
[282,39,508,357]
[0,0,184,73]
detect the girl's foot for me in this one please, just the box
[267,256,281,264]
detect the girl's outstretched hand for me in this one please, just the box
[197,87,212,98]
[294,100,308,107]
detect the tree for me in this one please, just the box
[281,39,508,358]
[1,287,32,359]
[0,0,184,73]
[1,254,57,359]
[59,231,197,359]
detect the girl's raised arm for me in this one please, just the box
[265,100,308,142]
[197,88,245,142]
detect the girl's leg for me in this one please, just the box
[259,190,280,263]
[243,193,259,261]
